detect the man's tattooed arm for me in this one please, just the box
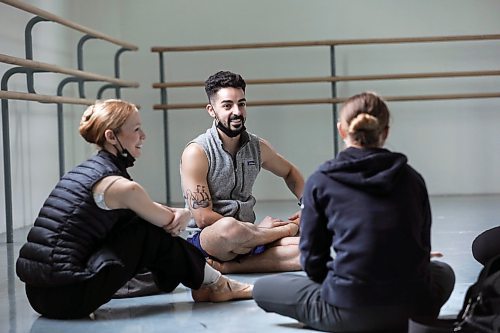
[185,184,211,209]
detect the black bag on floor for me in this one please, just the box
[409,254,500,333]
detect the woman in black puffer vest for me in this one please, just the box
[16,99,252,319]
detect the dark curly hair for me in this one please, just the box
[204,71,246,103]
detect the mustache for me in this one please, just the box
[230,115,244,121]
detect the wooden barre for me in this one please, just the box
[153,92,500,110]
[0,53,139,87]
[384,92,500,102]
[153,70,500,89]
[0,0,138,51]
[0,90,95,105]
[151,34,500,52]
[0,90,142,109]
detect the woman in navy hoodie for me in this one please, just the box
[253,92,455,332]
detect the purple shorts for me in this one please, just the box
[186,231,266,260]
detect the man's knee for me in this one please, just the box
[208,217,246,240]
[199,217,244,254]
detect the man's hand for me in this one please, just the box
[258,216,289,229]
[258,216,299,237]
[288,210,301,224]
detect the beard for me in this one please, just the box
[216,115,246,138]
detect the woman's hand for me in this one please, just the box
[164,207,192,237]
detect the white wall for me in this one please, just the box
[1,0,500,233]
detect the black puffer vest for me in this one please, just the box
[16,150,134,287]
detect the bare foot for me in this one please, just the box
[206,258,226,273]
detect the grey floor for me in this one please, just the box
[1,195,498,333]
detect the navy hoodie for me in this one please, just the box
[300,147,432,308]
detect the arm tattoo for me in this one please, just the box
[185,185,211,209]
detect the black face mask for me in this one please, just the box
[114,135,136,168]
[215,115,246,138]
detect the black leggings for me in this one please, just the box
[26,218,206,319]
[472,226,500,265]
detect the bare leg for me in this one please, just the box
[200,216,299,262]
[207,241,301,274]
[209,236,300,272]
[269,236,300,247]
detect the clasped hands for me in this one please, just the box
[163,207,192,237]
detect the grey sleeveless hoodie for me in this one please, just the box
[189,122,261,223]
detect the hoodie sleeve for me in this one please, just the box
[419,173,432,254]
[299,174,333,283]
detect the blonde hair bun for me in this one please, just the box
[348,113,379,134]
[339,92,390,147]
[78,99,137,147]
